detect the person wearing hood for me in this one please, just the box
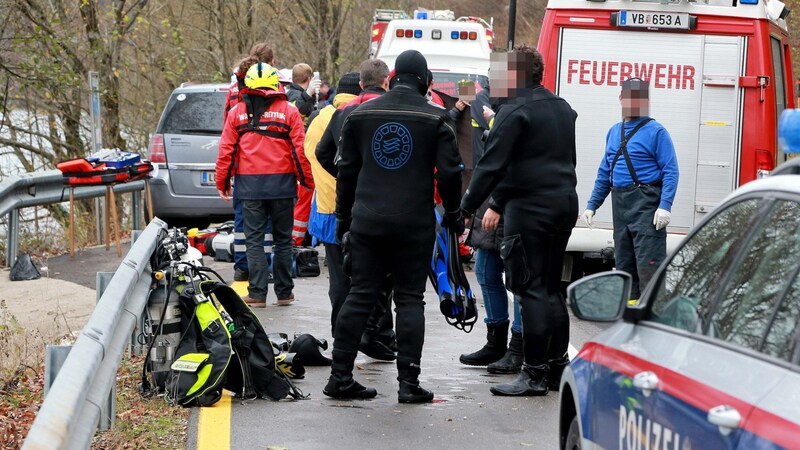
[315,60,399,363]
[323,50,463,404]
[216,62,314,308]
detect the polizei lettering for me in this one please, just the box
[566,60,696,90]
[619,405,681,450]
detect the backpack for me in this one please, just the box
[164,278,304,406]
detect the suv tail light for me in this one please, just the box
[148,133,166,163]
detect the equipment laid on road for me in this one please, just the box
[140,227,306,406]
[429,208,478,333]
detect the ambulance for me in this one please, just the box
[537,0,795,280]
[370,8,494,96]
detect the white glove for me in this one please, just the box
[306,78,322,96]
[582,210,595,229]
[653,208,671,230]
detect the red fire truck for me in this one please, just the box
[370,8,494,96]
[537,0,795,278]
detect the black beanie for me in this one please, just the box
[336,72,362,97]
[392,50,428,95]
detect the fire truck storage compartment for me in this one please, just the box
[556,28,744,233]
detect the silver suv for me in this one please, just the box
[148,83,232,227]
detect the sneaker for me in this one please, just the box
[274,293,295,306]
[233,268,249,282]
[242,295,266,308]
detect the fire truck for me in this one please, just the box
[537,0,795,279]
[370,8,494,96]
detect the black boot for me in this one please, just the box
[323,351,378,399]
[398,380,434,403]
[359,337,396,361]
[360,324,396,361]
[397,357,433,403]
[547,354,570,392]
[459,320,509,366]
[489,364,549,396]
[323,378,378,399]
[487,330,523,374]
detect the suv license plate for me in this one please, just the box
[201,171,216,186]
[617,11,690,30]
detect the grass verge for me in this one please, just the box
[0,303,188,449]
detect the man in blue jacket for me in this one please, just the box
[583,77,679,299]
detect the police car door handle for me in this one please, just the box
[632,371,659,397]
[707,405,742,436]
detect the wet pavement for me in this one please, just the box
[46,243,604,449]
[189,250,603,450]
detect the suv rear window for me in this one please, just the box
[431,73,488,97]
[158,91,227,135]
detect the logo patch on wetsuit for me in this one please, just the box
[371,122,412,170]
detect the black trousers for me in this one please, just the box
[331,229,432,383]
[513,230,572,367]
[611,184,667,299]
[324,242,394,339]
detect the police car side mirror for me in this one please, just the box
[567,271,631,322]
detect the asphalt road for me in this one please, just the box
[47,243,606,449]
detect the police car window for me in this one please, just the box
[649,199,760,333]
[160,92,227,135]
[712,200,800,356]
[762,271,800,363]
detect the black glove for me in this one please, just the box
[442,210,465,235]
[341,231,352,277]
[335,217,351,244]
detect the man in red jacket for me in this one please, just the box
[216,62,314,307]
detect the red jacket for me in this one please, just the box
[216,88,314,200]
[224,71,286,123]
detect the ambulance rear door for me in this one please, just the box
[556,28,744,234]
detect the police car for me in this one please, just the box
[559,156,800,450]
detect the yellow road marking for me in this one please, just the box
[230,280,249,297]
[197,390,232,450]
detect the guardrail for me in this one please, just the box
[0,169,148,267]
[22,218,167,450]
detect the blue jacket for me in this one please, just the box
[587,116,679,211]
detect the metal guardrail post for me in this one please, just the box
[22,219,166,450]
[132,191,141,230]
[96,272,116,432]
[7,208,19,265]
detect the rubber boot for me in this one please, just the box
[547,354,570,392]
[489,363,549,397]
[323,351,377,399]
[397,357,433,404]
[487,330,523,374]
[459,320,509,366]
[359,334,396,361]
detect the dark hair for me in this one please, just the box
[359,59,390,88]
[512,44,544,85]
